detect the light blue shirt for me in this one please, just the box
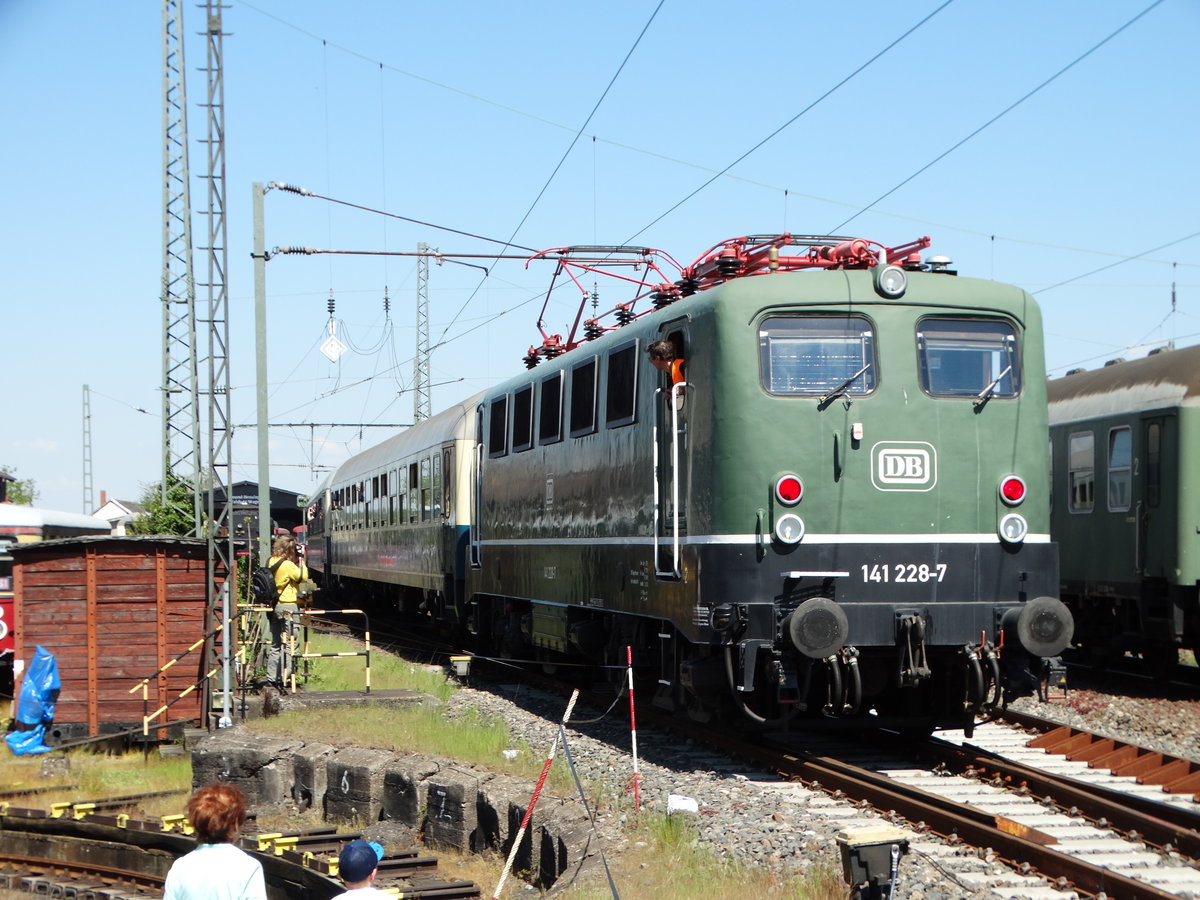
[163,842,267,900]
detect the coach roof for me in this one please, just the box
[1048,343,1200,424]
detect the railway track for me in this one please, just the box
[310,628,1200,897]
[743,714,1200,899]
[558,678,1200,899]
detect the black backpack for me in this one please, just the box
[250,559,285,606]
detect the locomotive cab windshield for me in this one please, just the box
[917,318,1020,398]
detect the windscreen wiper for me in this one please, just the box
[820,363,872,406]
[974,365,1013,408]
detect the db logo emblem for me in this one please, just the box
[871,442,937,491]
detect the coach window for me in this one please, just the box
[570,357,598,437]
[538,372,563,445]
[408,462,419,523]
[1147,422,1162,507]
[1068,431,1095,513]
[420,457,432,521]
[431,453,443,518]
[758,315,877,396]
[441,449,452,513]
[1107,426,1132,512]
[917,318,1019,398]
[488,396,508,458]
[606,341,638,427]
[512,385,534,452]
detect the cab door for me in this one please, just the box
[470,406,484,568]
[654,326,689,578]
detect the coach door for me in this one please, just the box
[470,407,484,568]
[654,326,689,578]
[1138,416,1175,579]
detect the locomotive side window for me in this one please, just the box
[605,341,638,428]
[488,396,508,458]
[758,316,877,396]
[1068,431,1095,513]
[512,386,534,452]
[570,357,598,437]
[539,373,563,445]
[917,318,1019,398]
[1107,426,1132,512]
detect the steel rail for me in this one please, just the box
[637,708,1183,900]
[919,733,1200,858]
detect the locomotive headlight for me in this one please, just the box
[775,513,805,544]
[999,475,1026,506]
[775,474,803,506]
[873,264,907,298]
[998,512,1028,544]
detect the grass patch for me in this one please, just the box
[0,746,191,819]
[534,810,846,899]
[295,630,457,700]
[245,702,576,795]
[327,810,846,899]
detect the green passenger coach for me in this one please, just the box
[1048,343,1200,676]
[310,234,1073,734]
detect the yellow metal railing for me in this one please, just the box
[127,622,223,740]
[296,609,373,694]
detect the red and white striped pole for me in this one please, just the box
[626,645,641,811]
[490,689,579,900]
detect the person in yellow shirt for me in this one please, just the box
[266,534,308,692]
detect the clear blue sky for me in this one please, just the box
[2,0,1197,514]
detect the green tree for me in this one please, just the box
[126,473,197,536]
[0,464,39,505]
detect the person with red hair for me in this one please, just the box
[163,783,267,900]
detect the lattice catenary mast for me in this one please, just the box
[82,385,93,514]
[160,0,202,533]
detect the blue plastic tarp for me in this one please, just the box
[5,645,60,755]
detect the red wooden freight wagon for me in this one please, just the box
[11,536,226,742]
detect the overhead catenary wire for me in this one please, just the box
[436,0,666,346]
[623,0,957,245]
[249,6,1196,284]
[1035,228,1200,294]
[828,0,1168,234]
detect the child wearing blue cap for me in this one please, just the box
[333,840,388,898]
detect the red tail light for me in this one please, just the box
[999,476,1026,506]
[775,475,803,505]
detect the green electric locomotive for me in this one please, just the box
[310,234,1072,733]
[1048,343,1200,675]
